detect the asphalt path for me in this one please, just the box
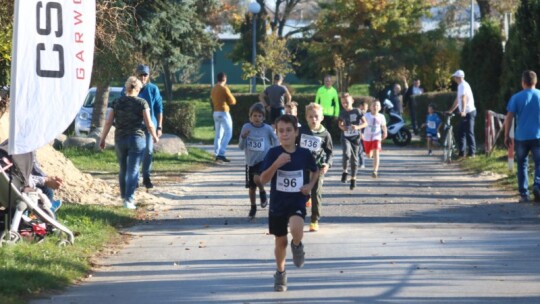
[33,144,540,304]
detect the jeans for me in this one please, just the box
[515,139,540,197]
[142,131,153,180]
[458,110,476,156]
[213,111,233,157]
[115,135,146,202]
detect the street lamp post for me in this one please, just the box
[248,1,261,93]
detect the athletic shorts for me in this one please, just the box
[269,208,306,237]
[426,132,438,141]
[245,162,263,189]
[363,140,382,155]
[269,107,285,125]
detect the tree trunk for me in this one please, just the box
[91,82,110,134]
[477,0,491,20]
[162,62,173,102]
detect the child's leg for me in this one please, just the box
[373,149,381,172]
[310,176,324,224]
[350,142,360,178]
[254,175,268,207]
[358,140,365,167]
[249,188,256,205]
[341,137,350,173]
[289,215,304,246]
[427,137,432,151]
[274,236,288,272]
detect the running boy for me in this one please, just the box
[338,93,367,190]
[297,103,333,232]
[421,103,442,156]
[260,114,319,292]
[363,100,387,178]
[239,103,279,219]
[284,101,298,116]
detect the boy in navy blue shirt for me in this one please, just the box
[260,114,319,292]
[421,104,442,155]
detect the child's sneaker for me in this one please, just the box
[309,222,318,232]
[306,198,312,208]
[290,240,305,268]
[350,179,356,190]
[372,171,378,178]
[124,200,136,210]
[428,150,433,156]
[260,191,268,208]
[274,271,287,292]
[248,205,257,219]
[360,164,365,169]
[341,172,348,183]
[50,200,62,213]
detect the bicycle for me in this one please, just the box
[440,112,456,163]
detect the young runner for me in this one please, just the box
[363,100,388,178]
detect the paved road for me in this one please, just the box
[33,145,540,303]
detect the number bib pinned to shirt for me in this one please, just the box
[247,137,264,151]
[276,170,303,192]
[344,127,360,137]
[427,121,436,129]
[299,134,322,152]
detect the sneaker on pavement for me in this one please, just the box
[350,179,356,190]
[519,195,530,203]
[248,205,257,219]
[124,200,136,210]
[290,240,305,268]
[216,155,231,162]
[341,172,348,183]
[360,164,365,169]
[274,271,287,292]
[309,222,319,232]
[428,150,433,156]
[260,191,268,208]
[372,171,378,178]
[143,178,154,189]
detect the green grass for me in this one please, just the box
[0,204,136,304]
[459,148,518,190]
[61,146,214,173]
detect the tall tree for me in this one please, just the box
[134,0,220,101]
[0,1,14,85]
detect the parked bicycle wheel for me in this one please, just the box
[443,126,454,163]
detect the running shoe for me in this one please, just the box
[260,191,268,208]
[309,222,318,232]
[290,240,305,268]
[372,171,378,178]
[124,200,136,210]
[274,271,287,292]
[350,179,356,190]
[341,172,348,183]
[143,177,154,189]
[248,205,257,219]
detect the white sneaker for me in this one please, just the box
[124,200,136,210]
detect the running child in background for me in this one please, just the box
[297,103,333,232]
[239,103,279,220]
[285,101,301,127]
[356,99,369,169]
[421,103,442,156]
[260,114,319,292]
[363,100,387,178]
[338,93,367,190]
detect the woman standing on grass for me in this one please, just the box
[99,76,159,209]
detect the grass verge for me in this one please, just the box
[459,148,518,191]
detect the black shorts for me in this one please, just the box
[245,162,263,189]
[269,209,306,237]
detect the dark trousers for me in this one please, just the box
[408,100,418,133]
[458,110,476,156]
[341,136,360,176]
[310,173,324,223]
[322,115,337,138]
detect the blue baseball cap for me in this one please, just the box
[136,64,150,75]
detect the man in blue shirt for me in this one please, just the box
[504,70,540,203]
[135,64,163,189]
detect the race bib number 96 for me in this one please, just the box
[247,137,264,151]
[300,134,322,152]
[276,170,303,192]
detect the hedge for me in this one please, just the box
[228,94,374,140]
[163,101,196,139]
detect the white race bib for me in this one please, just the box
[300,134,322,152]
[247,137,264,151]
[427,121,436,129]
[344,127,360,137]
[276,170,303,192]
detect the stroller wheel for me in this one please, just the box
[1,230,22,245]
[57,239,72,247]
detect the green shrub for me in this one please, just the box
[163,101,196,139]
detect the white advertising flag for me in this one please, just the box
[9,0,96,155]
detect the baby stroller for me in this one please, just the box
[0,144,74,246]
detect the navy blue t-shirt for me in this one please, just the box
[261,146,318,216]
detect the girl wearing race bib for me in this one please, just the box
[260,115,319,292]
[363,100,388,178]
[338,93,367,189]
[239,103,278,220]
[297,103,333,232]
[421,103,442,156]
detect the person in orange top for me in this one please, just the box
[211,72,237,162]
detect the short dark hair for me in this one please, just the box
[522,70,537,86]
[249,103,265,117]
[217,72,227,82]
[274,114,298,131]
